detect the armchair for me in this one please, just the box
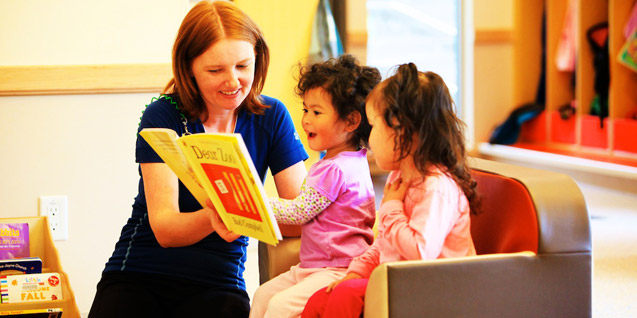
[258,158,592,317]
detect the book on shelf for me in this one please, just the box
[139,128,282,246]
[0,308,63,318]
[618,29,636,72]
[0,223,29,260]
[1,272,63,304]
[0,257,42,275]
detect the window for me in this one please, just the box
[366,0,468,118]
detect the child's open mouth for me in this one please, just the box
[308,132,316,138]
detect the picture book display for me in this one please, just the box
[0,257,42,275]
[618,29,637,72]
[139,128,282,245]
[0,308,63,317]
[1,272,63,304]
[0,223,29,260]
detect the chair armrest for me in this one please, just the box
[365,251,591,318]
[258,237,301,284]
[471,158,591,254]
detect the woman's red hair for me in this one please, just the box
[163,0,270,121]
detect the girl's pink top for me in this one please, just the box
[300,149,376,268]
[347,166,476,278]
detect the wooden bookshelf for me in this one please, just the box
[0,217,80,318]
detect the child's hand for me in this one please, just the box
[381,178,410,203]
[325,272,363,293]
[206,199,241,242]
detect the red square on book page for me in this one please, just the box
[201,163,263,222]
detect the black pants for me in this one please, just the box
[89,271,250,318]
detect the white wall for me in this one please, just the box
[0,0,186,65]
[0,93,155,314]
[0,0,188,314]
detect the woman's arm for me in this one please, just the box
[272,161,307,198]
[272,161,307,236]
[142,162,215,247]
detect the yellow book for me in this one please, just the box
[139,128,281,246]
[0,308,63,317]
[0,273,63,303]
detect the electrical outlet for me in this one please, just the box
[39,195,68,241]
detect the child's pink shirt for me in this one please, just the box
[299,149,376,268]
[347,166,476,278]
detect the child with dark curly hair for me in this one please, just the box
[249,54,381,318]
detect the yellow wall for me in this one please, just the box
[238,0,322,174]
[472,0,515,147]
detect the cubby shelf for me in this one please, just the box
[478,142,637,183]
[502,0,637,167]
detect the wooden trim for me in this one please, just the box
[475,29,513,44]
[0,63,172,96]
[346,30,367,46]
[346,29,513,46]
[0,29,510,96]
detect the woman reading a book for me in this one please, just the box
[89,2,308,318]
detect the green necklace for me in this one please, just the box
[140,94,191,135]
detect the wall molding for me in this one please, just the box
[0,63,172,96]
[475,28,513,44]
[346,29,513,47]
[0,29,510,97]
[346,30,367,46]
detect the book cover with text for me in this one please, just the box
[1,272,63,303]
[140,128,281,245]
[0,257,42,275]
[0,223,29,260]
[0,308,62,317]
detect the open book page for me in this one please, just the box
[139,128,281,245]
[138,129,208,207]
[178,133,281,245]
[231,135,283,242]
